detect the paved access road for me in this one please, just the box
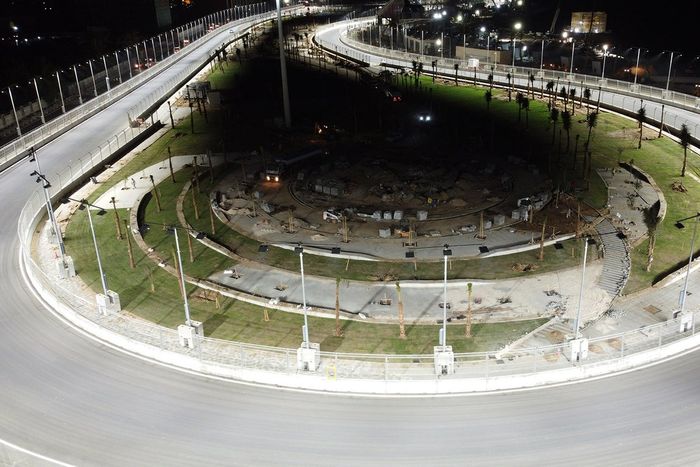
[2,13,700,465]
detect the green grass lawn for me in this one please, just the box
[62,43,698,352]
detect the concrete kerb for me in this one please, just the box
[21,237,700,394]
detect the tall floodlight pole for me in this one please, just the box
[275,0,292,128]
[665,51,675,91]
[29,149,66,265]
[7,86,22,136]
[56,72,66,113]
[569,39,575,74]
[32,78,46,124]
[126,48,133,78]
[601,44,609,79]
[114,52,123,84]
[679,215,699,315]
[441,244,452,349]
[173,227,192,326]
[295,244,310,347]
[87,60,98,97]
[539,38,545,72]
[102,56,110,91]
[511,22,522,68]
[633,47,641,85]
[84,202,109,297]
[573,237,592,339]
[73,65,83,104]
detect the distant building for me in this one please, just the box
[570,11,607,34]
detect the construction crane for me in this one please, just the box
[548,0,561,34]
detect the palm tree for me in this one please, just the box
[546,80,555,105]
[561,110,572,154]
[396,282,406,339]
[550,107,560,145]
[454,62,459,85]
[642,204,659,272]
[487,73,494,90]
[636,105,646,149]
[522,97,530,128]
[529,73,536,98]
[585,112,599,177]
[484,89,492,113]
[583,88,591,116]
[516,92,524,122]
[506,72,512,101]
[680,123,691,177]
[559,86,568,111]
[569,88,577,115]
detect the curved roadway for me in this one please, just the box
[2,14,700,465]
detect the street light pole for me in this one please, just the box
[7,86,22,136]
[601,44,609,79]
[679,215,699,314]
[633,47,641,85]
[573,237,592,339]
[512,22,522,69]
[56,72,66,113]
[296,245,309,347]
[569,39,575,74]
[102,55,110,91]
[539,38,545,73]
[29,149,67,266]
[275,0,292,128]
[441,244,452,349]
[114,52,122,84]
[73,65,83,104]
[32,78,46,124]
[173,227,192,326]
[665,51,675,91]
[84,202,109,297]
[87,60,98,97]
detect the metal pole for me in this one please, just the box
[442,249,448,349]
[421,30,424,58]
[151,38,157,62]
[158,36,164,60]
[539,39,544,72]
[486,34,490,67]
[85,203,109,297]
[569,39,575,74]
[88,60,97,97]
[633,47,641,85]
[126,48,133,79]
[114,52,122,84]
[601,50,607,79]
[173,228,192,325]
[73,65,83,104]
[7,87,22,136]
[299,248,309,346]
[56,72,65,113]
[511,36,516,67]
[276,0,292,128]
[143,41,149,65]
[441,32,444,59]
[32,152,66,263]
[32,78,46,123]
[135,45,141,73]
[573,238,589,339]
[680,215,699,314]
[665,51,674,91]
[102,56,110,91]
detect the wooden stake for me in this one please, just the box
[186,231,194,263]
[396,282,406,339]
[123,219,135,269]
[465,282,472,337]
[168,146,175,183]
[215,293,220,310]
[538,217,547,261]
[110,197,123,240]
[335,278,343,337]
[209,204,216,235]
[191,187,200,220]
[149,175,162,212]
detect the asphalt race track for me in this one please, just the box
[1,15,700,466]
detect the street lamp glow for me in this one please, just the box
[474,9,480,16]
[562,31,568,39]
[480,26,486,33]
[602,43,608,51]
[435,39,442,46]
[517,0,523,5]
[442,10,447,16]
[514,22,522,31]
[433,12,441,19]
[457,14,463,22]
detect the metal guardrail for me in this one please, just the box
[316,22,700,140]
[0,7,284,172]
[15,14,700,386]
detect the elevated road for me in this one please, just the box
[1,13,700,465]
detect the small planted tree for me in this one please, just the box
[680,123,691,177]
[636,104,646,149]
[583,88,591,116]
